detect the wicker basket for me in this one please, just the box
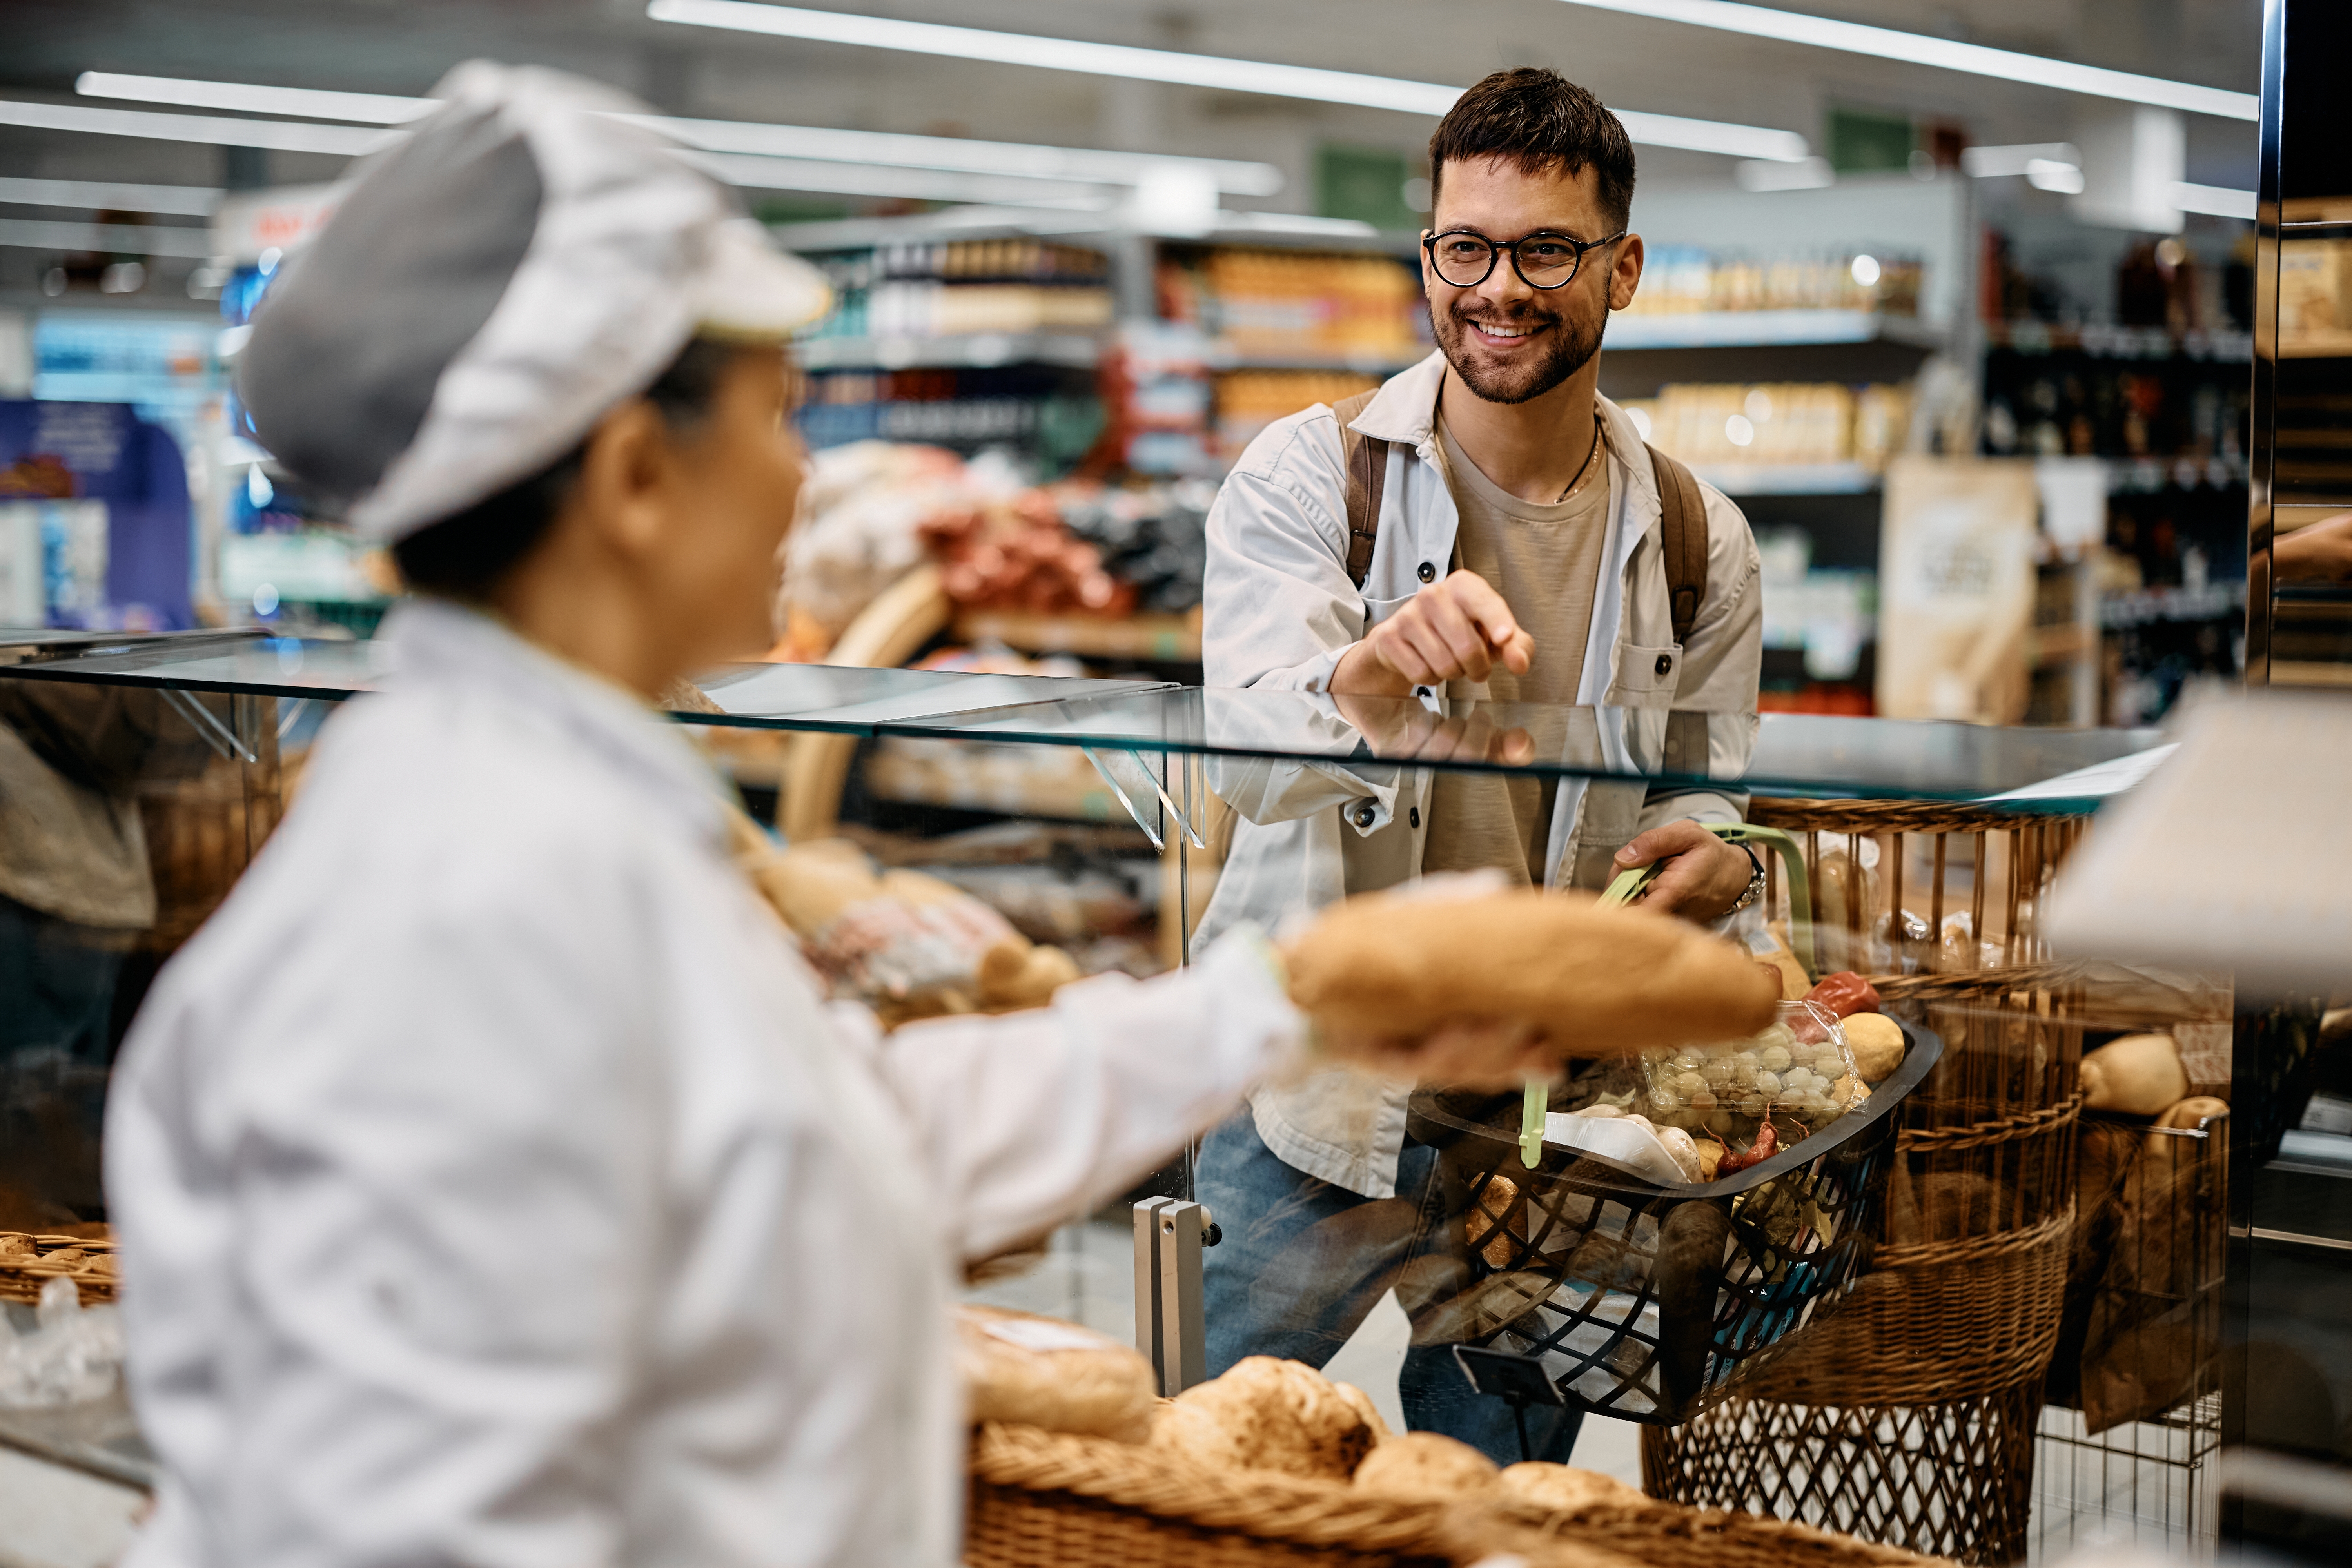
[0,1230,117,1306]
[1745,799,2089,976]
[1646,793,2094,1567]
[966,1421,1952,1568]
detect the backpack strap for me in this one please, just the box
[1333,388,1387,590]
[1648,442,1707,647]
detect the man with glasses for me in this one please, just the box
[1193,68,1764,1461]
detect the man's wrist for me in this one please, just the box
[1329,639,1411,698]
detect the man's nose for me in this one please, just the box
[1475,252,1537,312]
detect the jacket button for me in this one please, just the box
[1417,561,1436,583]
[1409,806,1421,829]
[1655,653,1673,677]
[1414,685,1432,698]
[1352,801,1377,829]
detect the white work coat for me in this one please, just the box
[105,599,1301,1568]
[1196,352,1762,1198]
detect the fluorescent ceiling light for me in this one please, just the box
[636,115,1282,195]
[2171,181,2256,221]
[1734,155,1833,192]
[0,217,216,258]
[1961,142,2081,179]
[2024,159,2085,195]
[1215,211,1379,238]
[1548,1,2258,122]
[685,151,1108,208]
[75,71,434,125]
[0,98,393,155]
[73,72,1286,196]
[0,175,222,216]
[646,0,1813,161]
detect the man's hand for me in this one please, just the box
[1330,569,1536,697]
[1330,689,1535,766]
[2277,512,2352,582]
[1612,820,1755,922]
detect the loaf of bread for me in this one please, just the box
[1351,1430,1500,1500]
[1497,1461,1642,1515]
[2082,1034,2189,1116]
[954,1306,1158,1444]
[2157,1095,2229,1131]
[1842,1012,1907,1083]
[1147,1356,1377,1479]
[1283,888,1779,1058]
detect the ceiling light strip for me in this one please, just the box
[645,0,1814,160]
[1549,0,2259,122]
[637,114,1283,194]
[0,175,223,216]
[2171,181,2256,220]
[683,151,1108,207]
[75,71,436,125]
[0,98,394,155]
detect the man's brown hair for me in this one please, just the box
[1427,68,1637,230]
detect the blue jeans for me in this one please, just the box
[1196,1108,1583,1466]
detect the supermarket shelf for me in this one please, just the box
[1691,461,1878,496]
[1203,341,1428,375]
[1987,321,2254,361]
[956,608,1202,662]
[1607,310,1944,352]
[2102,581,2247,629]
[796,332,1102,370]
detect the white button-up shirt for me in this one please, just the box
[105,600,1301,1568]
[1195,354,1763,1198]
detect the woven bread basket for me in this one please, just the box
[966,1421,1951,1568]
[0,1231,118,1306]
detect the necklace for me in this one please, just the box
[1556,413,1602,503]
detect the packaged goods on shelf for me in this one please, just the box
[799,366,1103,469]
[1102,323,1216,477]
[1757,527,1875,683]
[799,240,1113,340]
[1620,245,1922,317]
[1624,382,1911,470]
[1161,249,1424,355]
[1214,370,1380,462]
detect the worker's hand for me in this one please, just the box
[2277,512,2352,582]
[1331,570,1536,696]
[1323,1015,1561,1090]
[1612,820,1755,922]
[1330,689,1535,766]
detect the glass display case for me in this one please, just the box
[0,623,2270,1563]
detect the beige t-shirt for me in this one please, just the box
[1419,411,1612,886]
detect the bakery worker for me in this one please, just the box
[100,64,1568,1568]
[1191,68,1765,1461]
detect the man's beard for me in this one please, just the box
[1432,295,1607,405]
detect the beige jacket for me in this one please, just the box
[1196,350,1763,1197]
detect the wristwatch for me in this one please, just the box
[1724,842,1767,915]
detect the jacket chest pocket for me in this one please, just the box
[1602,642,1683,709]
[1360,593,1416,631]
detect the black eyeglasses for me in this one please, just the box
[1422,228,1628,290]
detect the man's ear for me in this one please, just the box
[1609,233,1645,313]
[571,399,675,559]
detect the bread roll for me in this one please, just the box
[1330,1381,1391,1447]
[1466,1174,1519,1269]
[1351,1430,1500,1500]
[1498,1461,1642,1515]
[1283,889,1778,1058]
[1149,1356,1376,1480]
[1843,1013,1906,1083]
[954,1306,1158,1444]
[2082,1034,2189,1116]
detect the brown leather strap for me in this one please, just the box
[1648,443,1707,648]
[1334,389,1387,589]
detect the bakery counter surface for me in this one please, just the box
[0,1384,154,1491]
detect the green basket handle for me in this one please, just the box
[1520,822,1817,1169]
